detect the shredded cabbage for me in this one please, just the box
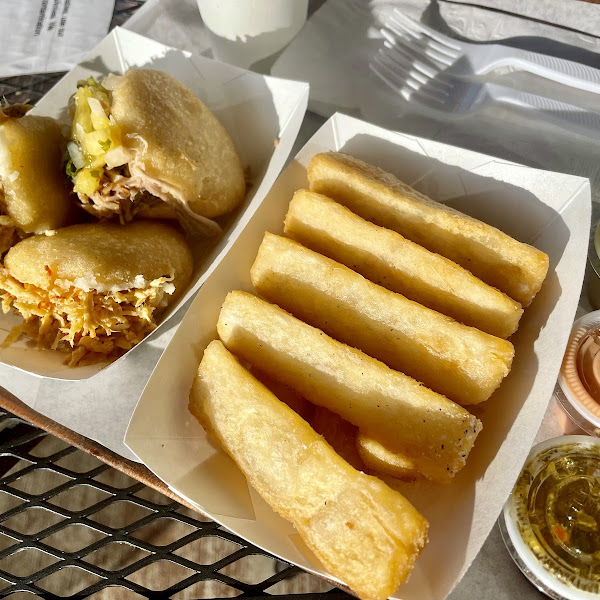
[67,141,85,170]
[0,268,173,366]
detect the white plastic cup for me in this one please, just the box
[197,0,308,69]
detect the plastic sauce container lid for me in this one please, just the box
[501,436,600,600]
[557,312,600,436]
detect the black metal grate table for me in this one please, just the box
[0,1,351,598]
[0,408,352,598]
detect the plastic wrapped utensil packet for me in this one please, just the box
[0,0,114,78]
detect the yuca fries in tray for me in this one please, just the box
[188,151,549,600]
[191,340,429,600]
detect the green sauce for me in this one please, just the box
[512,442,600,594]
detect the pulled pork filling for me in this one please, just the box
[78,164,165,223]
[0,219,16,256]
[0,268,174,366]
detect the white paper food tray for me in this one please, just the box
[0,27,309,380]
[125,113,590,600]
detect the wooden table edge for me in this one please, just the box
[0,385,202,513]
[0,385,358,597]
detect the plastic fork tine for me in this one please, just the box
[374,53,450,103]
[385,33,455,70]
[380,27,403,49]
[382,31,436,71]
[376,50,414,86]
[382,38,438,79]
[409,84,450,105]
[371,56,449,106]
[380,44,453,95]
[384,21,454,66]
[371,57,426,103]
[380,29,449,77]
[386,17,457,63]
[377,49,430,89]
[385,14,423,43]
[382,35,451,83]
[369,57,407,97]
[391,8,462,53]
[373,54,420,94]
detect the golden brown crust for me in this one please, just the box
[4,220,193,295]
[190,340,429,600]
[308,152,549,306]
[0,115,74,233]
[216,291,482,480]
[110,69,245,218]
[285,189,523,338]
[356,433,421,482]
[251,233,514,405]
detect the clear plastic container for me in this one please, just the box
[501,436,600,600]
[587,219,600,311]
[556,311,600,437]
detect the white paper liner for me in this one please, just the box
[0,27,309,380]
[126,112,590,600]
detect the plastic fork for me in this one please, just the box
[383,9,600,95]
[370,47,600,136]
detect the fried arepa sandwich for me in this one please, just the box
[66,69,245,229]
[0,112,74,254]
[0,221,193,366]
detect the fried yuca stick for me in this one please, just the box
[253,369,365,470]
[306,405,365,471]
[217,291,482,478]
[307,152,549,306]
[251,367,312,419]
[263,368,424,482]
[190,340,429,600]
[284,189,523,338]
[251,233,513,405]
[256,371,424,482]
[357,433,421,483]
[226,291,467,483]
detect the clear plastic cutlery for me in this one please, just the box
[384,9,600,95]
[370,46,600,136]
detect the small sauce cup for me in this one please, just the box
[501,436,600,599]
[556,311,600,437]
[587,219,600,311]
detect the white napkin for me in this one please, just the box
[0,0,115,78]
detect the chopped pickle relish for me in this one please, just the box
[67,77,122,197]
